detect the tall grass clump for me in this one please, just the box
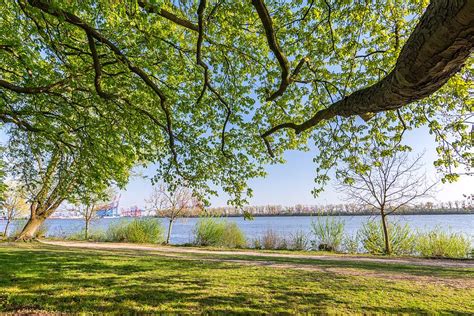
[261,229,281,249]
[193,218,246,248]
[416,228,471,258]
[342,234,360,254]
[359,220,415,255]
[105,219,164,244]
[253,229,288,250]
[67,229,107,242]
[222,222,247,248]
[193,218,226,246]
[289,230,310,250]
[310,215,345,251]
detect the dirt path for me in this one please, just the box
[36,240,474,289]
[41,240,474,268]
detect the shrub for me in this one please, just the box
[310,215,345,251]
[416,228,471,258]
[252,229,290,250]
[221,222,247,248]
[289,230,310,250]
[259,229,285,249]
[252,238,262,249]
[193,218,246,248]
[277,236,289,250]
[193,218,226,246]
[105,219,164,244]
[342,234,360,254]
[67,229,107,242]
[359,219,415,255]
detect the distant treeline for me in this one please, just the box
[200,201,473,217]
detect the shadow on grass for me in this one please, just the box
[0,245,472,313]
[183,252,474,278]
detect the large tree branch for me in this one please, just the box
[262,0,474,142]
[137,0,198,32]
[194,0,231,157]
[0,112,42,132]
[0,78,67,94]
[252,0,308,102]
[86,33,113,100]
[25,0,180,167]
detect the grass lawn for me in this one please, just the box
[0,243,473,314]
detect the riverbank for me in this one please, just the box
[0,242,473,313]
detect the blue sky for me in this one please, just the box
[1,124,471,209]
[119,126,473,209]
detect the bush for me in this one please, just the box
[193,218,226,246]
[416,228,471,258]
[105,219,164,244]
[261,229,280,249]
[252,237,262,249]
[289,230,310,250]
[193,218,246,248]
[67,229,107,242]
[258,229,285,249]
[221,222,247,248]
[310,215,345,251]
[342,234,360,254]
[359,219,415,255]
[251,229,290,250]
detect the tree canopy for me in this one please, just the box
[0,0,472,205]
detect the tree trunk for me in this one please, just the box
[3,219,10,237]
[16,216,45,241]
[381,213,391,255]
[85,219,90,240]
[166,219,174,244]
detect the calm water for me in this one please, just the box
[2,214,473,245]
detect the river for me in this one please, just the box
[2,214,473,245]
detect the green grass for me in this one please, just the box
[0,243,473,314]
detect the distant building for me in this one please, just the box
[121,206,142,217]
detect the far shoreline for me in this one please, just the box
[35,210,474,220]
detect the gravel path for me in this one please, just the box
[41,240,474,269]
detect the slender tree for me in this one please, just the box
[1,181,28,237]
[146,184,201,244]
[337,150,437,255]
[75,187,116,240]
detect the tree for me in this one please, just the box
[0,147,7,206]
[0,1,472,206]
[1,181,29,237]
[337,149,437,255]
[75,187,116,240]
[5,129,133,240]
[146,184,201,244]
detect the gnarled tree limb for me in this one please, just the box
[252,0,309,102]
[262,0,474,147]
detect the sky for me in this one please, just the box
[118,125,473,209]
[1,123,471,210]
